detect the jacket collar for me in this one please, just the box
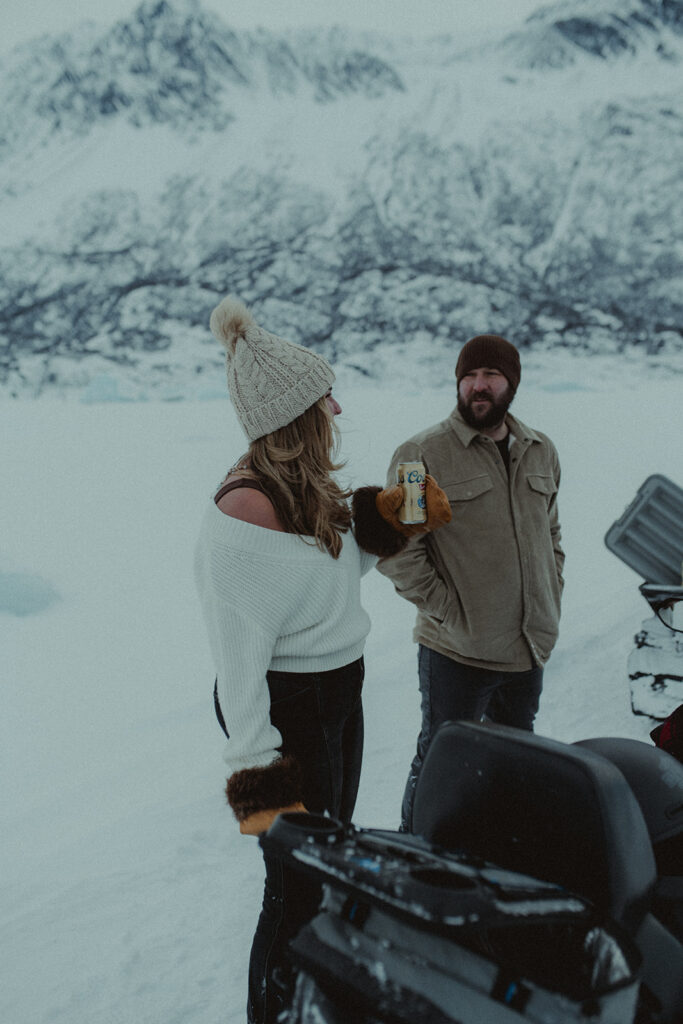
[449,408,542,448]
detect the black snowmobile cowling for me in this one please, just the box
[270,722,683,1024]
[265,811,643,1024]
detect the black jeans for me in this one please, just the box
[401,645,543,832]
[248,658,365,1024]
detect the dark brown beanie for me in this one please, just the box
[455,334,521,393]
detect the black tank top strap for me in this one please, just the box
[214,476,267,504]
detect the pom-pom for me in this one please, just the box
[209,295,255,354]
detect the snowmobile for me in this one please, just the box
[262,720,683,1024]
[604,473,683,720]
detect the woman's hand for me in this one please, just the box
[239,802,308,836]
[376,475,451,537]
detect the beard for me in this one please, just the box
[457,383,514,430]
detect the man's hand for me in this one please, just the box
[376,475,451,538]
[239,802,307,836]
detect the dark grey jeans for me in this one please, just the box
[401,644,543,832]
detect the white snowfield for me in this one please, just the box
[2,357,682,1023]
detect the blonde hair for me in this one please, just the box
[237,398,352,558]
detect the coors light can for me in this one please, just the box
[397,461,427,524]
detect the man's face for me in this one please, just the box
[457,367,513,429]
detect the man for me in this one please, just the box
[378,334,564,831]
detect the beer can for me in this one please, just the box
[397,461,427,524]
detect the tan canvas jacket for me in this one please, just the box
[378,409,564,670]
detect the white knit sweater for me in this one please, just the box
[194,500,376,776]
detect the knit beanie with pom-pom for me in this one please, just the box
[209,296,335,440]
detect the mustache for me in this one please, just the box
[471,389,494,401]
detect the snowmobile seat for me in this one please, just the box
[576,736,683,944]
[573,737,683,871]
[412,721,657,935]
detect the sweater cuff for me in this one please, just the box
[352,486,408,558]
[226,755,304,822]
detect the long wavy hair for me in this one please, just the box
[234,397,352,558]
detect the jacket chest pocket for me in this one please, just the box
[526,473,557,507]
[443,475,493,504]
[444,473,491,501]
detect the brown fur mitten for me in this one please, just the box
[352,485,408,556]
[377,474,451,537]
[226,755,304,822]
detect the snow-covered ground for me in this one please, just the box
[2,353,682,1023]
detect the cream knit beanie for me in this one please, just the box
[209,296,335,440]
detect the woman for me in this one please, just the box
[194,296,449,1023]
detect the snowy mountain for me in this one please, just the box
[502,0,683,66]
[1,0,682,397]
[1,0,403,145]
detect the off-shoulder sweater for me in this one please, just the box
[194,500,377,777]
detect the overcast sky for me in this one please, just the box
[2,0,544,54]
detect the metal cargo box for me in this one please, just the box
[604,474,683,585]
